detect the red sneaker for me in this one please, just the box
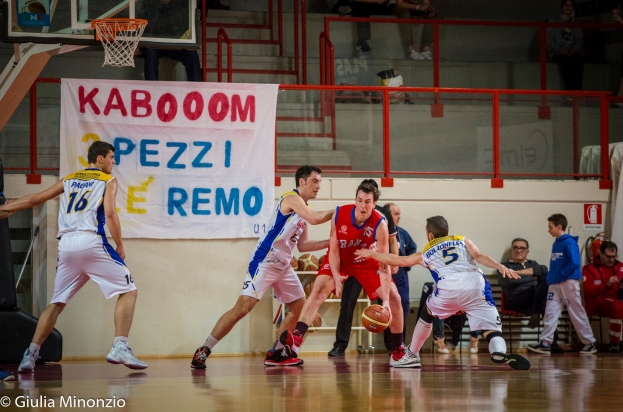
[279,330,303,355]
[191,346,211,369]
[264,346,304,366]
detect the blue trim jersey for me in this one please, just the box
[248,190,308,271]
[422,235,482,283]
[57,168,114,239]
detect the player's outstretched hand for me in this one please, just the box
[499,266,520,279]
[381,299,392,322]
[332,275,343,298]
[354,249,373,259]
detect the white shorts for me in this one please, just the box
[241,257,304,304]
[427,273,501,332]
[51,232,136,304]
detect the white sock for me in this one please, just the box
[409,319,432,354]
[204,335,220,350]
[29,343,41,354]
[488,336,507,354]
[114,336,129,346]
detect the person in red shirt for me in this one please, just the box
[279,181,420,367]
[582,240,623,352]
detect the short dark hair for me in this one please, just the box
[561,0,575,7]
[548,214,568,231]
[383,202,395,210]
[512,238,529,249]
[87,141,115,164]
[356,181,380,202]
[601,240,618,254]
[295,165,322,187]
[426,216,449,239]
[360,179,378,189]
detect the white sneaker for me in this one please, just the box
[18,348,39,373]
[106,341,148,370]
[420,50,433,60]
[409,50,426,60]
[434,337,449,354]
[390,346,422,368]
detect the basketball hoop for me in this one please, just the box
[91,18,148,68]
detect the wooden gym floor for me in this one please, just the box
[1,352,621,411]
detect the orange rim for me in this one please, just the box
[91,18,148,41]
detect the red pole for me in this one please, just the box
[227,41,233,83]
[201,0,207,82]
[572,97,580,176]
[217,31,223,82]
[491,92,502,188]
[302,0,307,84]
[319,34,325,86]
[381,88,393,187]
[600,94,612,189]
[275,117,280,186]
[294,0,299,84]
[330,44,336,150]
[433,22,440,88]
[27,82,40,184]
[278,0,283,57]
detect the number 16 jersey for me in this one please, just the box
[422,235,482,284]
[58,168,114,239]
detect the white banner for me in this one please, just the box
[60,79,278,239]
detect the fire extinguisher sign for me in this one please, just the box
[583,204,603,231]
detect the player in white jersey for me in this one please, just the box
[191,165,334,368]
[356,215,531,370]
[0,141,147,372]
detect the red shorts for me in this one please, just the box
[597,298,623,320]
[317,262,390,300]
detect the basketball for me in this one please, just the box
[298,253,319,272]
[290,256,299,270]
[361,304,390,333]
[27,1,46,14]
[303,281,314,297]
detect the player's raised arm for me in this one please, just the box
[103,178,125,261]
[464,238,520,279]
[281,195,333,225]
[296,226,329,252]
[0,179,65,219]
[355,248,423,267]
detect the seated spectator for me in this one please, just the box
[496,238,549,328]
[332,0,391,54]
[140,0,202,82]
[394,0,435,60]
[547,0,584,91]
[582,240,623,352]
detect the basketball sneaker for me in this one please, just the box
[106,341,148,370]
[579,343,597,355]
[390,345,421,368]
[279,330,303,355]
[527,342,551,354]
[18,348,39,373]
[191,346,211,369]
[490,352,531,370]
[434,337,449,354]
[469,336,479,354]
[0,367,15,381]
[264,346,304,366]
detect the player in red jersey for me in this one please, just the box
[279,181,420,367]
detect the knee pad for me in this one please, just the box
[484,331,503,342]
[419,303,434,324]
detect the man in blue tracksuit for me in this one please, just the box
[527,213,597,355]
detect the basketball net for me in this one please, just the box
[91,19,148,68]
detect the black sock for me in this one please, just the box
[392,333,403,350]
[296,322,309,337]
